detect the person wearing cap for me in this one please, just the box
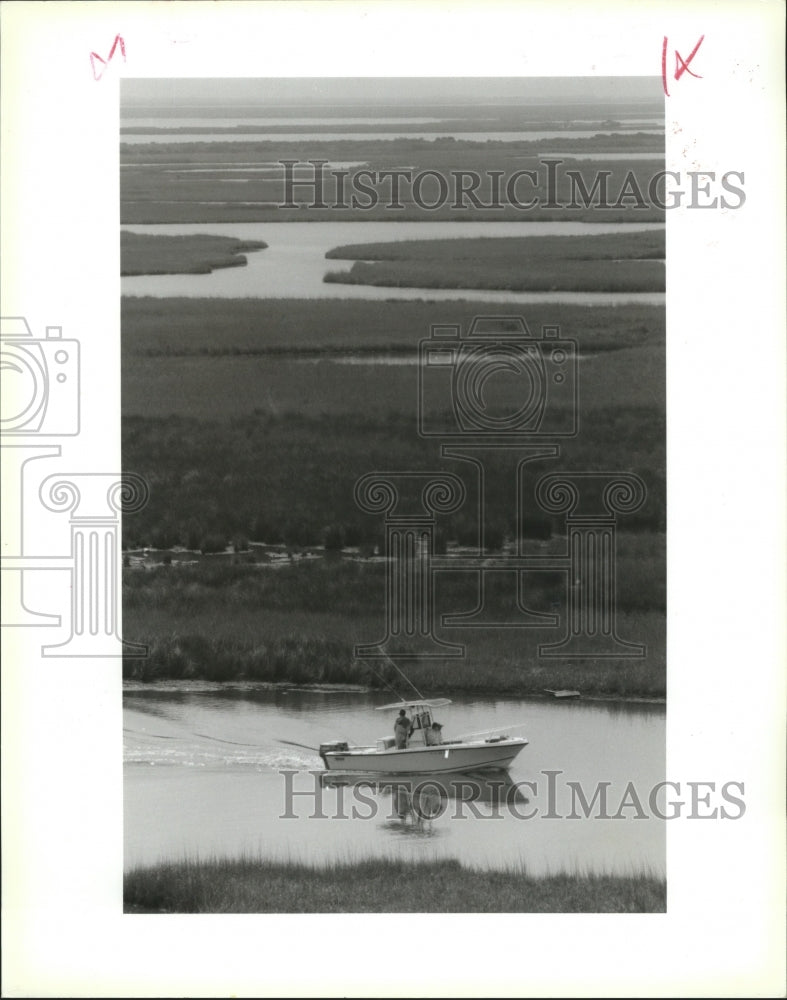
[394,708,411,749]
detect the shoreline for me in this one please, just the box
[122,678,665,706]
[123,856,666,913]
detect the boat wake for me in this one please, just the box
[123,724,319,770]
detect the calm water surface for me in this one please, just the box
[121,220,665,305]
[124,689,665,875]
[121,129,663,145]
[121,117,664,131]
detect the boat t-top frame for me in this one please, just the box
[375,699,452,747]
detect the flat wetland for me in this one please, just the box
[120,124,666,694]
[121,135,664,224]
[121,111,667,907]
[122,294,665,700]
[123,554,665,698]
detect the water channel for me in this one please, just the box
[124,688,665,875]
[121,220,665,305]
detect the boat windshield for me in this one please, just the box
[410,708,433,734]
[408,708,445,746]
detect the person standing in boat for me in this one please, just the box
[394,708,411,749]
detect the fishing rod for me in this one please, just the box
[193,732,268,748]
[354,653,422,702]
[454,722,529,741]
[357,657,404,701]
[127,724,322,756]
[381,652,425,701]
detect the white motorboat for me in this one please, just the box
[318,699,527,774]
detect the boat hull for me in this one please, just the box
[321,738,527,774]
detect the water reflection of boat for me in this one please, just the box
[319,699,528,774]
[320,769,529,821]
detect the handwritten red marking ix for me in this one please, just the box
[662,35,705,96]
[90,35,126,81]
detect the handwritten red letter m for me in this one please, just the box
[91,35,126,81]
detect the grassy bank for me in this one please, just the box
[325,231,665,263]
[124,856,666,913]
[122,566,666,698]
[324,231,665,292]
[121,232,267,275]
[122,627,666,699]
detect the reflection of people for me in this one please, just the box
[425,721,443,746]
[394,709,411,749]
[393,786,411,817]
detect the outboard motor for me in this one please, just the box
[318,741,349,764]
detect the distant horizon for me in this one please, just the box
[121,76,663,110]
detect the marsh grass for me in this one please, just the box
[120,137,664,224]
[122,595,666,698]
[122,533,665,697]
[121,288,664,700]
[325,231,665,263]
[121,232,267,276]
[324,232,665,292]
[326,259,664,292]
[121,407,665,547]
[121,296,665,358]
[123,855,666,913]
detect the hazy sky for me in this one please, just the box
[122,77,662,108]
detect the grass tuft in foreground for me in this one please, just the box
[124,856,666,913]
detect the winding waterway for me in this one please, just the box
[124,688,665,875]
[121,220,665,304]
